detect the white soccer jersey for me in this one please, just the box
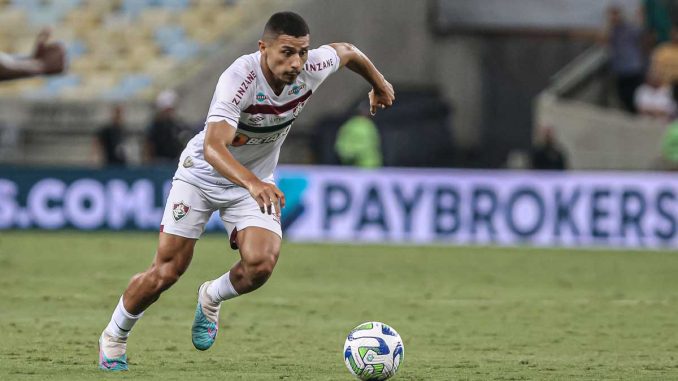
[175,45,340,187]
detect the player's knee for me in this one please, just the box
[241,246,279,288]
[251,260,275,284]
[149,263,183,293]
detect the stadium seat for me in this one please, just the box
[166,40,200,61]
[64,39,87,60]
[52,0,82,9]
[154,25,186,51]
[10,0,39,10]
[0,77,44,96]
[157,0,190,11]
[0,7,28,35]
[102,73,153,100]
[121,0,153,19]
[23,74,80,99]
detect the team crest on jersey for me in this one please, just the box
[256,92,267,102]
[293,100,307,117]
[172,202,190,221]
[183,156,194,168]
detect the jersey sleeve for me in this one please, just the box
[304,45,341,90]
[206,57,253,128]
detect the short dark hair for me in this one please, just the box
[263,12,309,39]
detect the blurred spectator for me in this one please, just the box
[644,0,673,44]
[0,122,20,162]
[661,118,678,169]
[603,5,646,113]
[650,26,678,102]
[634,69,676,119]
[0,29,65,81]
[334,105,382,168]
[505,150,530,169]
[530,126,568,170]
[97,105,128,167]
[144,90,189,164]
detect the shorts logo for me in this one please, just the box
[172,201,190,221]
[256,92,267,102]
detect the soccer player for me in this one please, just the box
[98,11,394,371]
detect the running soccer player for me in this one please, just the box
[98,11,394,371]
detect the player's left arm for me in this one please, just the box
[329,42,395,115]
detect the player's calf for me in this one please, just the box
[98,236,196,370]
[232,236,280,293]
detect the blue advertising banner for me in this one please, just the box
[1,166,677,249]
[0,167,174,230]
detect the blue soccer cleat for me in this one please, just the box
[98,331,128,371]
[191,281,221,351]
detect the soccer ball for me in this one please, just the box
[343,322,404,380]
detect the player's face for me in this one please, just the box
[262,34,310,85]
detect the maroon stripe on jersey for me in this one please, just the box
[243,90,312,115]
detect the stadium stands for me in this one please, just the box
[0,0,250,101]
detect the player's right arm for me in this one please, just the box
[203,121,285,216]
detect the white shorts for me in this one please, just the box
[160,179,282,243]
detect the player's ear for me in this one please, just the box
[258,40,266,54]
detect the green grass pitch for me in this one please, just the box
[1,231,678,380]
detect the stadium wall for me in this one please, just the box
[536,94,668,170]
[1,166,676,249]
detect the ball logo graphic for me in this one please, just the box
[343,322,404,380]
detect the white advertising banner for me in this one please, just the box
[277,166,678,249]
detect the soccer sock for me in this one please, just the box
[206,271,239,303]
[104,296,144,339]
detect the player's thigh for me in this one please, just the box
[236,227,282,266]
[220,191,282,264]
[153,232,197,273]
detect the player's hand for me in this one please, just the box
[32,28,66,75]
[247,180,286,216]
[368,79,395,116]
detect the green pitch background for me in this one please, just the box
[1,232,678,380]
